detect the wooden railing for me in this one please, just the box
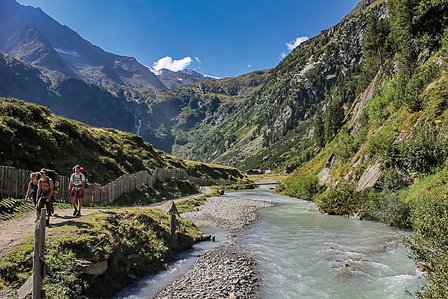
[0,166,233,205]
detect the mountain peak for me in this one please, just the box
[0,0,166,97]
[150,68,213,89]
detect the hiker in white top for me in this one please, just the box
[69,165,85,217]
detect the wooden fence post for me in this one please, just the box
[169,202,178,240]
[32,208,46,299]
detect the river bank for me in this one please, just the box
[154,196,274,298]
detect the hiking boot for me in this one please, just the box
[73,209,78,216]
[76,211,81,217]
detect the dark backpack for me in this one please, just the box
[46,169,58,190]
[79,166,90,188]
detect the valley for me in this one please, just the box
[0,0,447,298]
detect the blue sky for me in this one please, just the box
[17,0,359,78]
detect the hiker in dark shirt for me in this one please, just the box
[25,172,39,219]
[36,168,53,226]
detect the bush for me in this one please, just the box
[404,198,448,298]
[360,190,412,228]
[316,182,357,215]
[399,168,448,297]
[334,129,366,162]
[396,123,447,174]
[283,175,320,200]
[377,167,410,192]
[367,122,398,162]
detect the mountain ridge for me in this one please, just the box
[153,68,215,89]
[0,0,167,96]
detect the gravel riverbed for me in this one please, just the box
[154,196,273,299]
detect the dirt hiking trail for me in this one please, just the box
[0,188,211,257]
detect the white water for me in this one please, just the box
[230,189,419,299]
[134,115,142,135]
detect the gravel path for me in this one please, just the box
[155,196,274,299]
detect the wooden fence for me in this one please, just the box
[0,166,233,205]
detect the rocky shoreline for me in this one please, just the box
[155,196,273,299]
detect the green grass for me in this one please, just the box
[176,196,208,214]
[0,208,202,298]
[176,187,222,213]
[0,198,35,221]
[114,178,198,206]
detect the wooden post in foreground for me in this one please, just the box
[169,202,178,240]
[33,208,46,299]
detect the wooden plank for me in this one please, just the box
[14,167,18,198]
[23,169,28,197]
[0,166,3,199]
[17,274,33,299]
[7,166,12,197]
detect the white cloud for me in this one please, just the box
[195,57,201,64]
[280,36,309,59]
[248,64,252,68]
[153,56,193,72]
[286,36,309,51]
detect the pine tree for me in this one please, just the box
[363,13,392,70]
[314,114,325,147]
[324,98,344,142]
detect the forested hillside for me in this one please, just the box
[142,70,271,152]
[283,0,448,297]
[0,98,244,184]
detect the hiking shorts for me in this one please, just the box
[70,187,84,199]
[36,196,53,214]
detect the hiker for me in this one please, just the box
[36,168,54,226]
[69,165,85,217]
[25,172,39,219]
[45,169,58,216]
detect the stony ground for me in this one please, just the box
[155,196,274,299]
[182,196,273,235]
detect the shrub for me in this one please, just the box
[316,182,357,215]
[377,167,410,192]
[404,198,448,298]
[283,175,320,200]
[367,124,398,161]
[360,190,412,228]
[396,123,447,174]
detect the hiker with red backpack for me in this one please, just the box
[69,165,85,217]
